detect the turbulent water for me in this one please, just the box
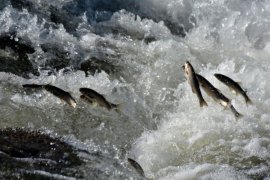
[1,0,270,179]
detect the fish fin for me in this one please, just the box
[71,102,76,108]
[200,100,208,107]
[245,96,253,106]
[234,112,243,120]
[216,89,223,94]
[230,105,243,120]
[69,99,77,108]
[111,103,123,114]
[228,87,237,94]
[191,86,195,93]
[243,90,253,106]
[92,102,99,107]
[221,104,229,111]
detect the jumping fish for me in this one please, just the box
[183,61,207,107]
[43,85,76,108]
[22,84,76,108]
[79,88,120,112]
[196,74,230,107]
[214,73,252,105]
[196,74,243,118]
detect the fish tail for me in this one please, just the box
[111,103,123,113]
[235,112,243,119]
[200,99,208,107]
[230,105,243,119]
[244,95,253,106]
[22,84,44,89]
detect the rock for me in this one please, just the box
[40,43,71,71]
[0,34,38,78]
[0,128,85,179]
[10,0,83,34]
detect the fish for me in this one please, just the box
[214,73,252,105]
[43,84,76,108]
[23,84,77,108]
[127,158,145,178]
[183,61,207,107]
[196,74,243,119]
[196,74,230,107]
[79,88,120,112]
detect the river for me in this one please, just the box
[0,0,270,179]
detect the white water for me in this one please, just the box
[1,0,270,179]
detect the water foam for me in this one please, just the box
[1,0,270,179]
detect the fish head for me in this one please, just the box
[79,88,87,94]
[184,61,193,77]
[214,73,222,80]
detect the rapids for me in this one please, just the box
[0,0,270,179]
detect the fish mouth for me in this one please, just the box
[182,65,185,70]
[185,61,191,66]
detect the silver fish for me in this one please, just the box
[183,61,207,107]
[214,73,252,105]
[128,158,145,178]
[196,74,230,107]
[23,84,76,108]
[196,74,243,118]
[79,88,120,112]
[43,84,76,108]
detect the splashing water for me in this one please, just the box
[0,0,270,179]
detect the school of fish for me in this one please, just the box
[21,60,252,178]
